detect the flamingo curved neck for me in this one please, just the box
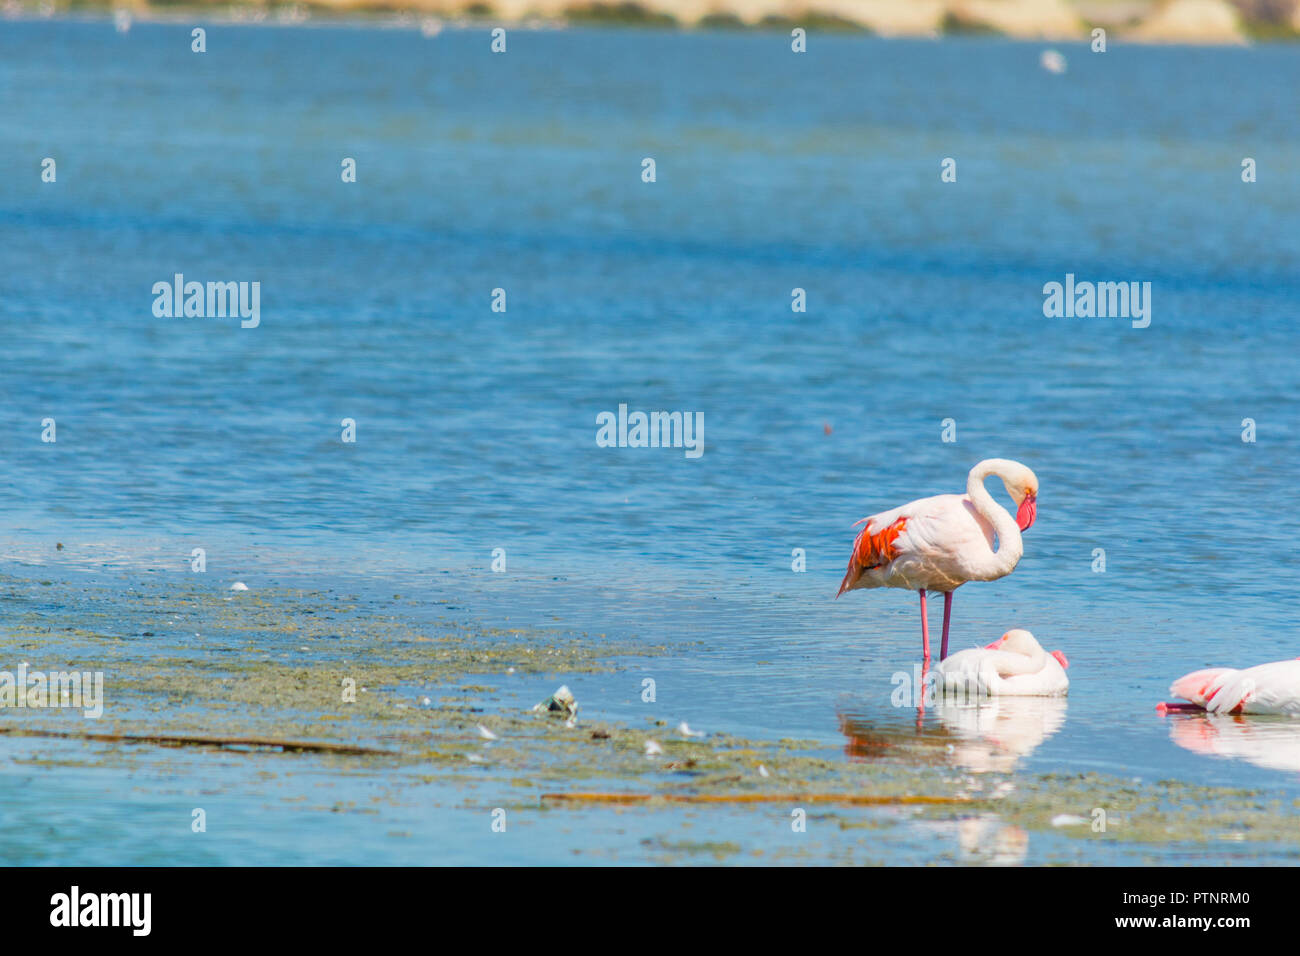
[966,459,1024,579]
[992,648,1046,678]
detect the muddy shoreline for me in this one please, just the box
[2,570,1298,864]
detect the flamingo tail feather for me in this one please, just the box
[837,517,907,597]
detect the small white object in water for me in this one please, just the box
[420,16,442,36]
[758,764,770,778]
[467,753,485,763]
[230,582,249,591]
[533,684,578,717]
[645,740,663,756]
[1040,49,1066,74]
[478,724,498,740]
[113,9,131,32]
[421,696,432,706]
[506,667,515,675]
[677,721,704,738]
[1050,814,1088,827]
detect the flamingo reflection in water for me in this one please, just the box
[1166,713,1300,775]
[934,695,1067,774]
[838,689,1067,774]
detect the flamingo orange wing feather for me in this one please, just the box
[837,516,907,597]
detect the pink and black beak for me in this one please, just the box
[1051,650,1069,669]
[984,636,1007,650]
[1156,701,1203,714]
[1016,492,1037,531]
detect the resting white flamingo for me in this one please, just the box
[936,629,1069,697]
[836,458,1038,662]
[1159,660,1300,716]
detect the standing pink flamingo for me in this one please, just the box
[836,458,1039,663]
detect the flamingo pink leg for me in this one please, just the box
[941,591,953,660]
[918,589,930,663]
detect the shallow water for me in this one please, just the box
[2,20,1300,863]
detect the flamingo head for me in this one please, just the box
[986,629,1045,658]
[994,461,1038,531]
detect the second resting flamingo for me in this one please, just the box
[837,458,1039,663]
[936,629,1069,697]
[1158,660,1300,716]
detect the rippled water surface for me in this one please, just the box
[2,20,1299,863]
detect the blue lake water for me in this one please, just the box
[2,19,1300,863]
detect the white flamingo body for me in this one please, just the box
[847,493,1014,592]
[1166,660,1300,716]
[838,458,1039,662]
[937,629,1069,697]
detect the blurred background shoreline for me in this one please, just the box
[7,0,1300,44]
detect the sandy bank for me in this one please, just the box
[14,0,1293,44]
[1125,0,1247,44]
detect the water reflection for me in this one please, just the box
[838,690,1067,773]
[933,696,1068,774]
[1166,713,1300,774]
[926,815,1030,866]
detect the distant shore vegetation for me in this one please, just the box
[12,0,1300,44]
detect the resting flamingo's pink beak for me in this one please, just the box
[1051,650,1069,669]
[1016,493,1037,531]
[984,636,1007,650]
